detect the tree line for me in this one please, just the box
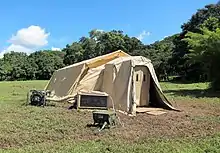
[0,29,174,82]
[0,2,220,90]
[0,51,65,80]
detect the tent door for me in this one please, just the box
[134,66,150,106]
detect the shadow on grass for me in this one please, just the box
[164,89,220,98]
[86,124,101,128]
[162,76,209,84]
[162,79,208,84]
[21,100,56,107]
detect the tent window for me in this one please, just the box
[136,74,139,81]
[143,74,146,82]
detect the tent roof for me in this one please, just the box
[106,56,151,66]
[58,50,130,71]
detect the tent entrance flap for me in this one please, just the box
[133,66,150,107]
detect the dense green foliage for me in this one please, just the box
[184,27,220,90]
[1,2,220,90]
[0,51,65,81]
[63,30,144,65]
[171,4,220,82]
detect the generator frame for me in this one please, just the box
[92,110,117,131]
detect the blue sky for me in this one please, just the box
[0,0,218,56]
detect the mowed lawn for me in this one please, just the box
[0,81,219,153]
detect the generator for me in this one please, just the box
[92,110,117,131]
[27,90,51,106]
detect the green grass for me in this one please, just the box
[161,82,220,102]
[1,135,220,153]
[0,81,219,153]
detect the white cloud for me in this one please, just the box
[51,47,61,51]
[9,25,49,48]
[0,45,32,58]
[137,30,151,41]
[0,25,49,58]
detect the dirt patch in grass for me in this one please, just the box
[112,100,220,140]
[65,100,220,141]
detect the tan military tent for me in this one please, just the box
[45,50,176,115]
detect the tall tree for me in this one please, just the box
[29,51,64,80]
[172,4,220,81]
[79,37,97,59]
[0,52,28,80]
[145,35,177,80]
[184,27,220,89]
[63,30,145,66]
[63,43,85,65]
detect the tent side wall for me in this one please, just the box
[45,63,86,98]
[72,65,105,94]
[102,60,132,112]
[102,64,115,108]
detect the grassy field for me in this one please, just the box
[0,81,219,153]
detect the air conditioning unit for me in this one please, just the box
[27,90,51,106]
[76,91,108,110]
